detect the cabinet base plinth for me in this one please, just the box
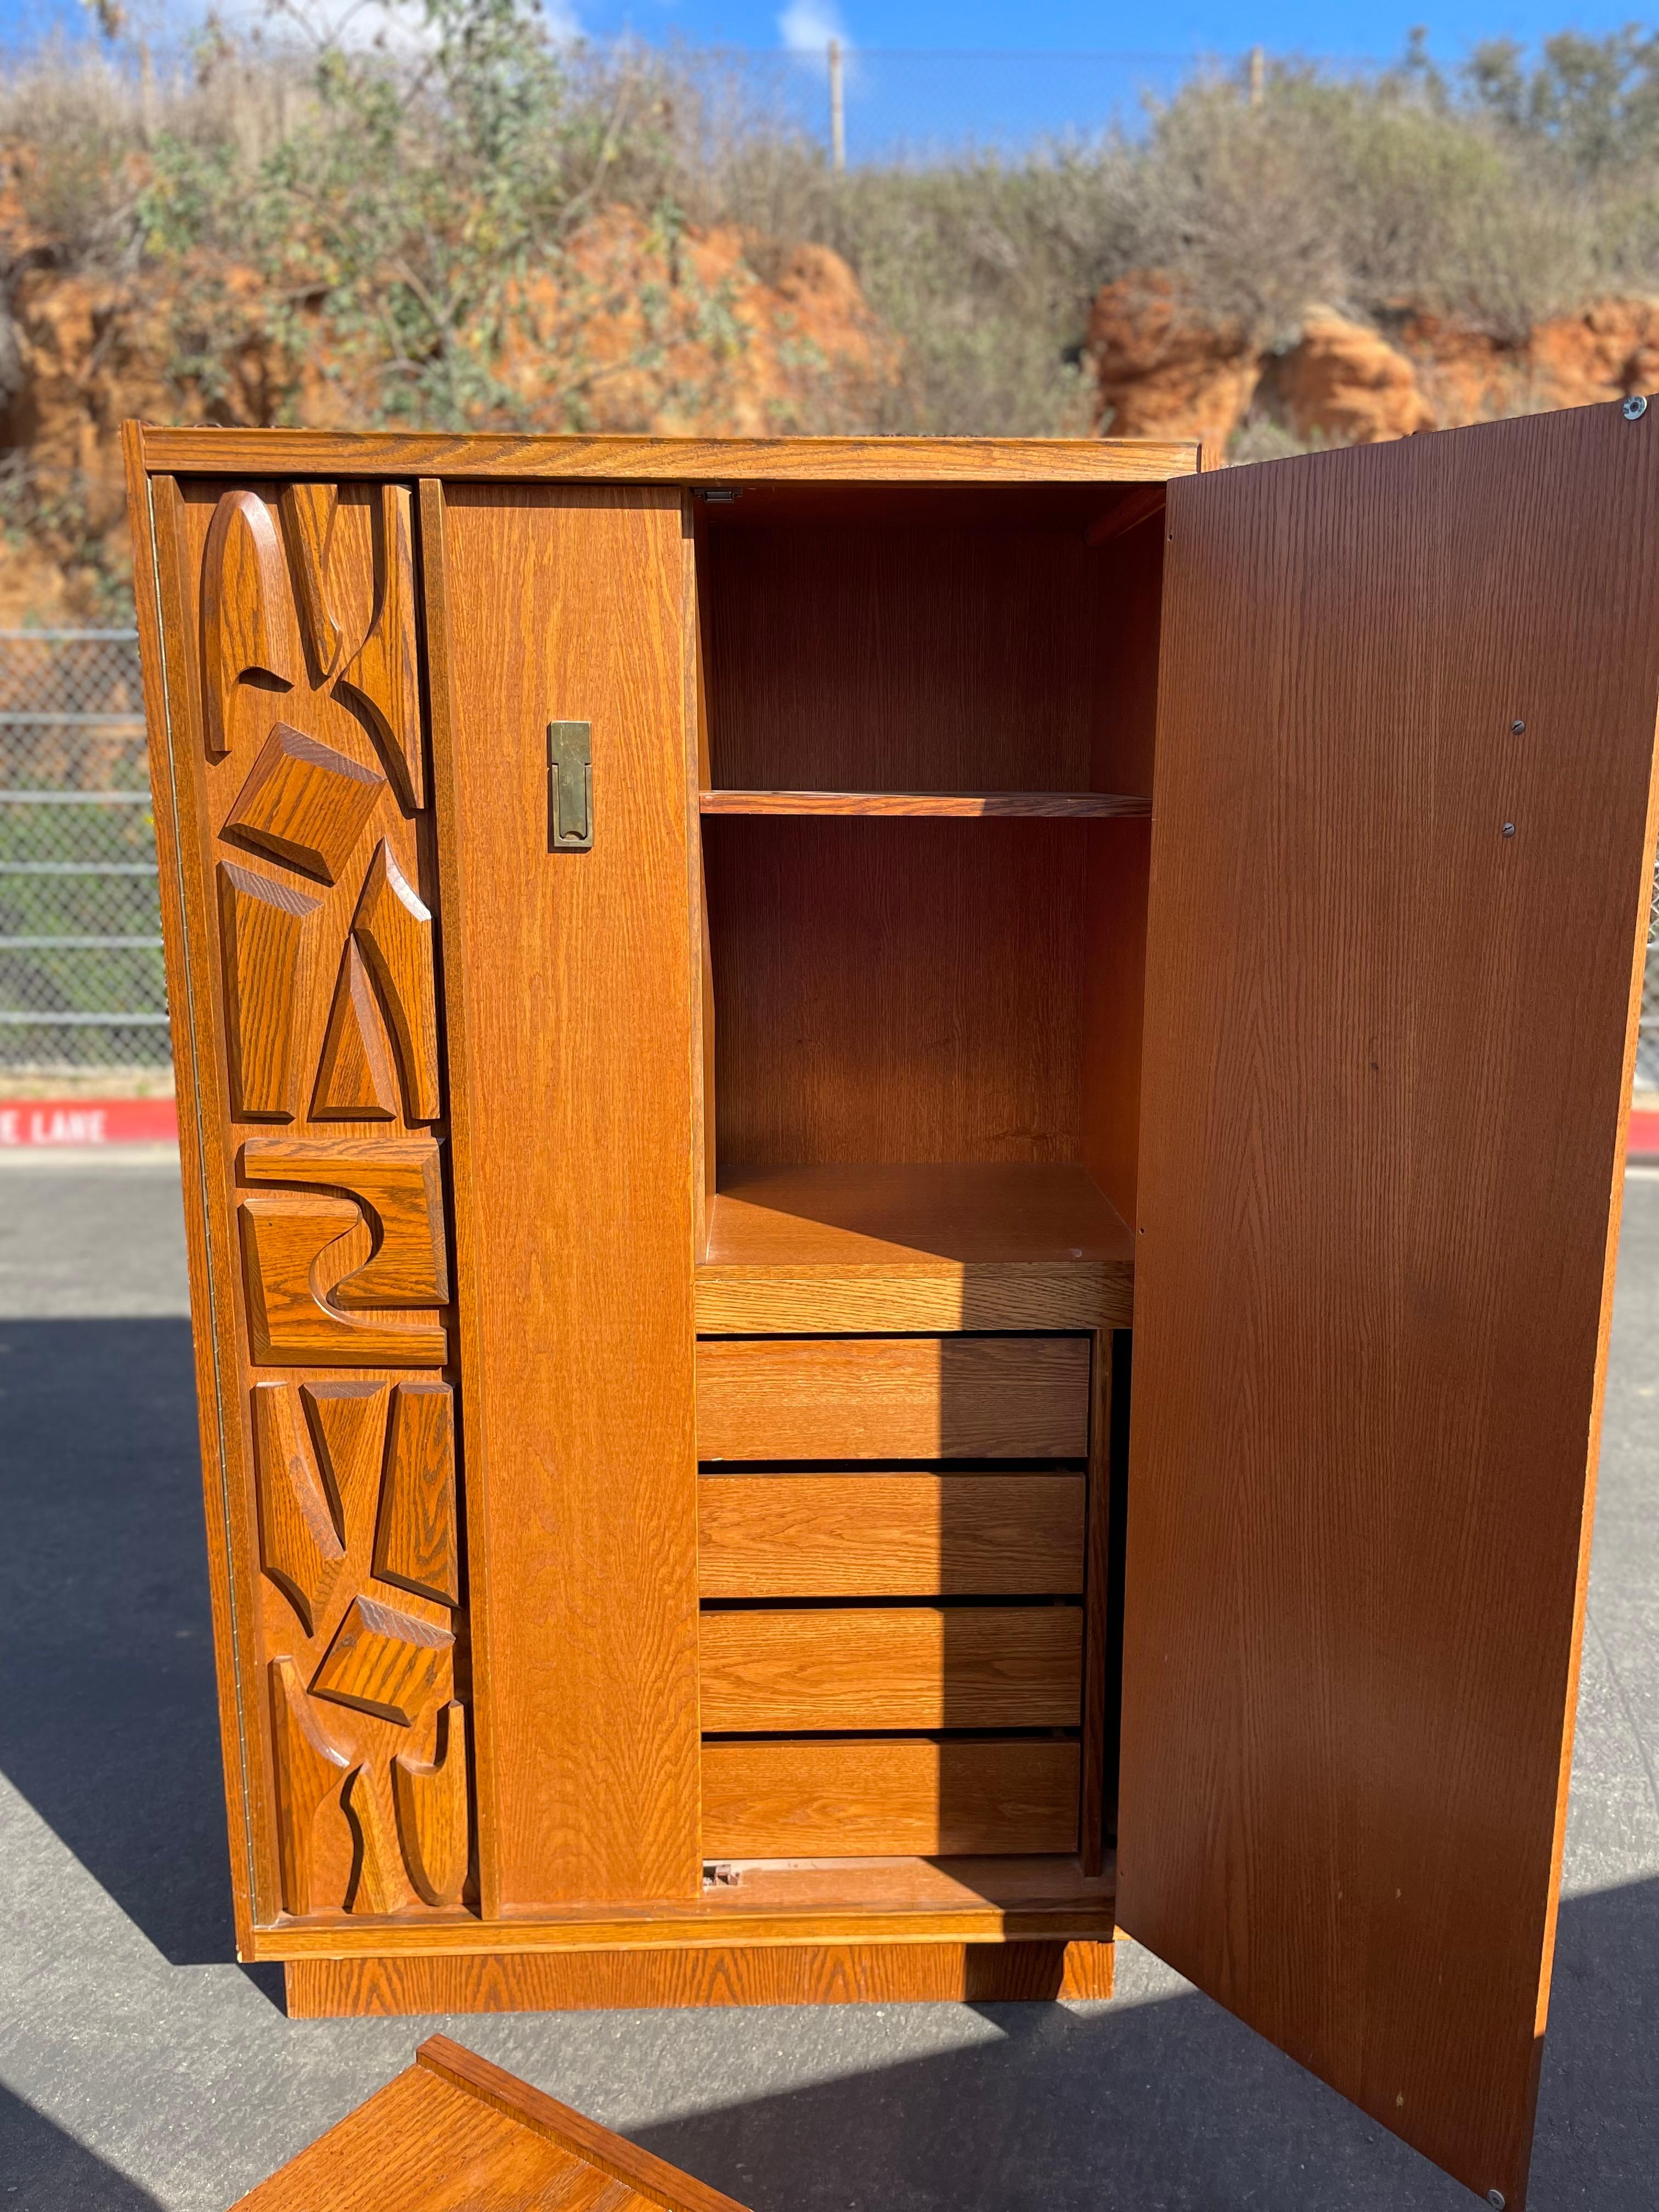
[284,1939,1115,2017]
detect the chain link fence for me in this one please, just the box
[0,630,171,1081]
[2,629,1658,1094]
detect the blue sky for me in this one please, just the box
[4,0,1654,159]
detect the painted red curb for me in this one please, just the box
[0,1098,179,1147]
[1628,1108,1659,1160]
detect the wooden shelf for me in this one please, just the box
[700,790,1152,818]
[695,1162,1135,1334]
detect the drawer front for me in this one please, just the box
[699,1605,1082,1731]
[695,1335,1090,1462]
[701,1737,1080,1857]
[698,1472,1087,1597]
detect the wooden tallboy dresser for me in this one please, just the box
[126,409,1659,2212]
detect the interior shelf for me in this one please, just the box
[700,791,1152,818]
[695,1163,1136,1335]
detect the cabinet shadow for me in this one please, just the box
[0,2082,167,2210]
[628,1875,1659,2212]
[0,1316,235,1965]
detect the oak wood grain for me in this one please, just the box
[250,1850,1116,1956]
[218,861,321,1119]
[278,479,343,679]
[393,1702,470,1907]
[230,2038,749,2210]
[698,1604,1082,1729]
[428,482,702,1911]
[705,817,1087,1166]
[284,1942,1114,2015]
[221,720,386,883]
[701,1736,1080,1857]
[698,791,1151,817]
[697,1472,1086,1597]
[693,1263,1129,1335]
[1120,401,1659,2212]
[141,427,1200,483]
[696,1335,1091,1462]
[374,1380,460,1606]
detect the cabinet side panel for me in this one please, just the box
[1121,403,1659,2210]
[431,484,701,1908]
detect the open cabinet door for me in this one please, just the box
[1117,401,1659,2209]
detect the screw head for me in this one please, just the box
[1511,719,1526,734]
[1624,393,1648,420]
[1488,2192,1506,2209]
[1503,822,1516,837]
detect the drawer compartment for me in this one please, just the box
[695,1335,1090,1462]
[701,1736,1080,1856]
[700,1605,1082,1730]
[698,1472,1086,1596]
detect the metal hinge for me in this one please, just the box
[548,720,592,851]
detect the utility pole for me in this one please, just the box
[1248,45,1265,105]
[829,38,846,173]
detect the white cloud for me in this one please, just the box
[778,0,848,57]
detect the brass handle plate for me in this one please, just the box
[548,721,592,851]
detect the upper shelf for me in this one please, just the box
[699,791,1153,819]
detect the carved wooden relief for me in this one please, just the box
[218,862,320,1120]
[279,482,343,678]
[223,723,385,884]
[180,476,469,1926]
[314,941,399,1120]
[335,486,425,810]
[393,1701,470,1906]
[201,489,295,757]
[374,1381,459,1606]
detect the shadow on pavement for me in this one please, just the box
[0,2084,167,2210]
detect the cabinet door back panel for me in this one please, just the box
[427,484,702,1911]
[1122,402,1659,2210]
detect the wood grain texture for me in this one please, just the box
[335,484,425,810]
[415,2038,754,2212]
[241,1135,449,1310]
[239,1190,449,1364]
[283,1941,1114,2016]
[1083,483,1165,545]
[222,720,386,883]
[695,1163,1133,1333]
[706,817,1086,1166]
[142,428,1199,483]
[200,486,294,755]
[253,1380,346,1634]
[343,1760,419,1914]
[374,1380,460,1605]
[351,839,442,1124]
[701,1736,1079,1857]
[314,939,400,1120]
[269,1655,352,1915]
[429,483,701,1911]
[698,1604,1082,1729]
[1078,1329,1114,1877]
[279,479,343,678]
[1120,403,1659,2212]
[313,1593,453,1725]
[697,1472,1086,1597]
[393,1702,471,1906]
[218,861,321,1120]
[698,791,1151,817]
[695,1335,1091,1462]
[132,467,473,1933]
[252,1851,1115,1955]
[703,513,1111,794]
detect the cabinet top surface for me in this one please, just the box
[128,424,1201,484]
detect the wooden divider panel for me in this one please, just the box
[1121,402,1659,2210]
[426,483,702,1910]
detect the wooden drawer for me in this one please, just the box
[701,1736,1080,1857]
[695,1335,1090,1462]
[699,1605,1082,1730]
[698,1472,1086,1596]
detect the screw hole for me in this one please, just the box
[1624,393,1649,420]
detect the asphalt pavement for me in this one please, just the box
[1,1149,1655,2210]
